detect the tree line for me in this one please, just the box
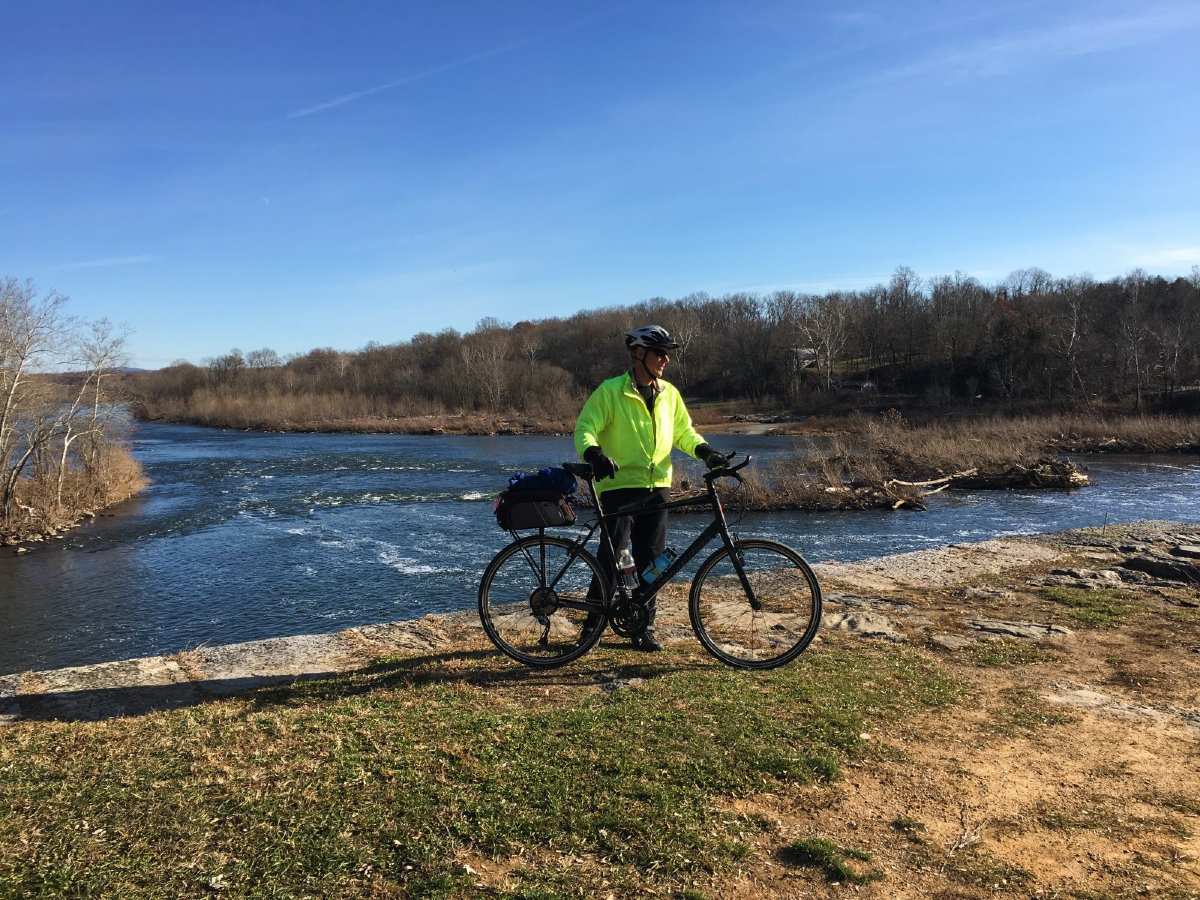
[130,266,1200,428]
[1,278,145,539]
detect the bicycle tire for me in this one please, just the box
[478,534,608,668]
[689,538,822,670]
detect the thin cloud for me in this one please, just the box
[55,254,154,271]
[874,6,1200,83]
[1130,246,1200,267]
[286,6,621,120]
[286,42,523,119]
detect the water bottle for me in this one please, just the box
[640,548,677,584]
[616,547,637,588]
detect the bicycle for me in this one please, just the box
[477,453,822,670]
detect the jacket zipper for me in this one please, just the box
[624,376,656,460]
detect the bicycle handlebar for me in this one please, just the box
[564,453,750,485]
[703,452,751,483]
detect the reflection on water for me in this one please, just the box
[1,423,1197,674]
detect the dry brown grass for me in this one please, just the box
[848,412,1200,469]
[711,411,1116,511]
[862,415,1044,476]
[138,390,574,434]
[2,443,147,542]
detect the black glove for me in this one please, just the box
[695,443,729,471]
[584,445,619,480]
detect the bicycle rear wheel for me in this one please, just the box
[478,534,608,668]
[689,539,822,669]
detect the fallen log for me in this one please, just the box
[885,469,978,489]
[946,458,1089,490]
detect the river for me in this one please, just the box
[2,422,1198,675]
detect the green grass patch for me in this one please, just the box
[0,645,959,898]
[966,639,1055,668]
[779,837,880,884]
[987,687,1076,736]
[942,848,1032,891]
[1040,586,1135,627]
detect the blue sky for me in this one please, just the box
[3,1,1198,368]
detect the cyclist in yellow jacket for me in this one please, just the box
[574,325,727,650]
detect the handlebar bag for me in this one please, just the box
[494,489,577,530]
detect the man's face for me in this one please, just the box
[638,348,669,379]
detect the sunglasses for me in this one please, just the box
[645,348,671,359]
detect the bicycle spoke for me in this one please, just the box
[479,536,607,667]
[691,540,821,669]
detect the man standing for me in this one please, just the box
[574,325,726,651]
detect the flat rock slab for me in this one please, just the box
[1118,555,1200,585]
[814,539,1061,593]
[1,614,469,724]
[0,673,20,725]
[928,633,974,652]
[1171,545,1200,560]
[823,611,905,642]
[1045,685,1200,730]
[826,592,913,609]
[1048,567,1124,583]
[968,618,1072,640]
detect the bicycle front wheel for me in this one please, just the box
[478,534,608,668]
[689,539,822,670]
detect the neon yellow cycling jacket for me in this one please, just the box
[573,371,706,494]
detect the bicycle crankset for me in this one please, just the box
[608,601,650,639]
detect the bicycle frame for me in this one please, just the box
[516,461,761,616]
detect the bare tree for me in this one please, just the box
[798,293,849,392]
[246,347,281,369]
[1050,276,1091,405]
[1120,269,1149,412]
[207,348,246,386]
[70,319,129,498]
[0,279,69,519]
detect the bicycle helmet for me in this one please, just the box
[624,325,679,351]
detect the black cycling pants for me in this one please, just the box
[587,487,670,612]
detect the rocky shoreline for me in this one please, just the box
[5,519,1197,726]
[2,507,101,554]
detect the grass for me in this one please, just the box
[138,389,575,436]
[965,639,1056,668]
[1033,797,1193,843]
[724,410,1106,512]
[1040,586,1135,627]
[941,848,1033,891]
[842,412,1200,464]
[986,687,1076,736]
[2,442,147,543]
[778,837,881,885]
[0,645,959,898]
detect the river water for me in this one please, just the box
[2,422,1198,675]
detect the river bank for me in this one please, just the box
[134,406,1200,450]
[125,410,1200,516]
[7,425,1199,676]
[0,443,148,549]
[2,520,1197,897]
